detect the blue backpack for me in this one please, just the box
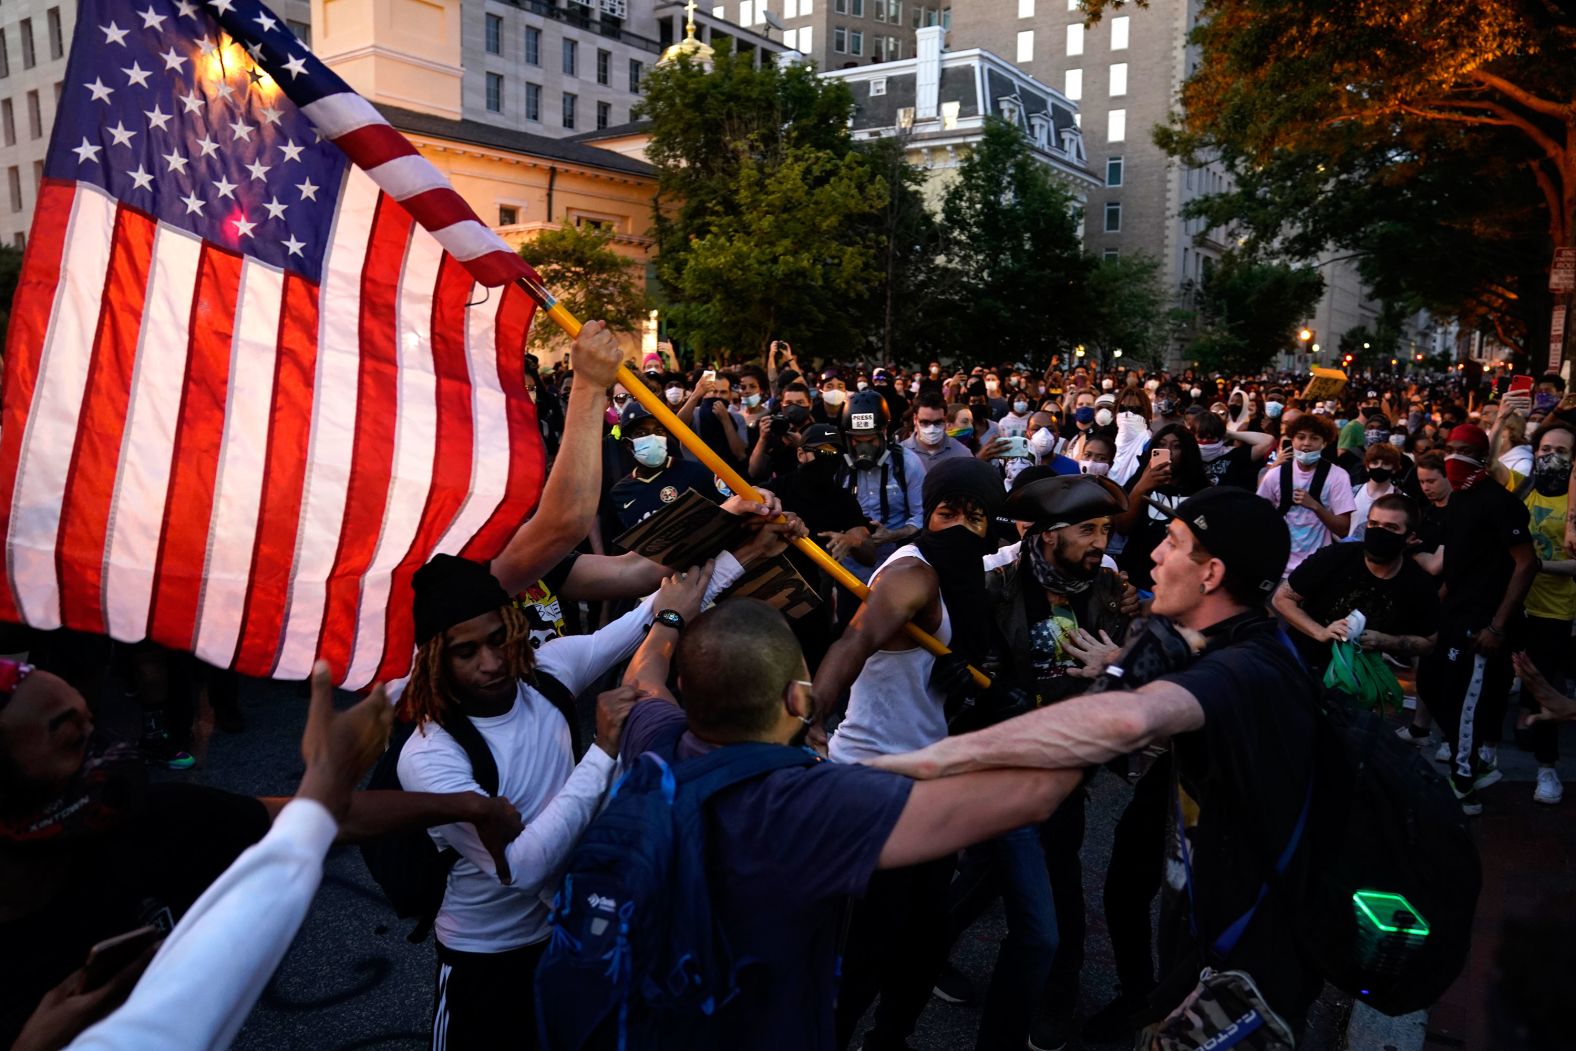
[535,725,819,1050]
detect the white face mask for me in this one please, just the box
[1095,408,1114,427]
[665,386,685,405]
[1081,460,1112,477]
[631,434,668,468]
[1029,428,1056,455]
[856,381,870,391]
[742,393,762,409]
[1101,378,1115,392]
[1293,448,1323,467]
[916,422,946,446]
[1190,387,1202,398]
[822,389,846,407]
[986,380,1000,393]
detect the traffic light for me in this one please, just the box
[1298,327,1316,345]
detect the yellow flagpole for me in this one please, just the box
[529,291,990,689]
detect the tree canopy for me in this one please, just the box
[1182,255,1326,375]
[518,223,646,356]
[1085,0,1576,365]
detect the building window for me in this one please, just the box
[1065,22,1083,56]
[596,100,611,128]
[19,19,35,70]
[563,39,577,76]
[0,100,12,147]
[485,72,503,112]
[629,59,642,92]
[785,0,799,15]
[800,26,813,50]
[1067,0,1079,7]
[526,81,542,121]
[1104,248,1120,260]
[850,29,863,54]
[1019,0,1034,15]
[499,205,519,225]
[526,26,541,65]
[1107,107,1125,142]
[739,1,753,25]
[835,0,845,12]
[1111,15,1129,49]
[851,0,864,15]
[803,0,814,13]
[288,19,311,44]
[7,166,21,212]
[784,27,798,49]
[713,5,725,15]
[1016,30,1033,62]
[1063,68,1081,100]
[597,49,610,85]
[1109,61,1127,96]
[46,8,63,61]
[25,91,40,138]
[0,31,9,79]
[32,159,41,187]
[834,25,846,51]
[1106,156,1123,186]
[562,91,577,129]
[485,14,502,54]
[1104,201,1121,232]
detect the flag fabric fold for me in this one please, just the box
[0,0,547,688]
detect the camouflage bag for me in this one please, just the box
[1137,967,1296,1050]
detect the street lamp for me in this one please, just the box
[1113,349,1123,359]
[1311,343,1322,354]
[1075,345,1086,358]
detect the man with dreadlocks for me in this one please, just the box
[810,456,1007,1051]
[394,542,774,1049]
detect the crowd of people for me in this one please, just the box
[3,323,1573,1051]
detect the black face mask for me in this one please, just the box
[1367,467,1392,484]
[801,455,842,484]
[1363,526,1408,563]
[1534,452,1573,497]
[915,525,995,664]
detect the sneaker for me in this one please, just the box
[930,963,976,1005]
[1535,767,1565,805]
[1027,1016,1069,1051]
[1434,740,1453,764]
[1478,744,1497,766]
[141,730,195,771]
[1452,781,1483,817]
[1394,723,1430,747]
[1474,758,1503,791]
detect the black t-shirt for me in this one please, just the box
[775,467,869,588]
[1201,445,1259,489]
[1440,479,1532,622]
[1022,582,1099,703]
[0,783,270,1046]
[600,460,722,553]
[1285,542,1440,670]
[1156,613,1323,1029]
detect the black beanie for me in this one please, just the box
[921,457,1006,524]
[412,554,510,646]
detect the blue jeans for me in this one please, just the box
[953,826,1059,1051]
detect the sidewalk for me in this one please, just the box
[1422,779,1576,1051]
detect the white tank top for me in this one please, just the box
[829,544,953,763]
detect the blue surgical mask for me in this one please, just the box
[742,393,762,409]
[1294,448,1323,467]
[1264,401,1285,419]
[631,434,668,468]
[1074,406,1095,425]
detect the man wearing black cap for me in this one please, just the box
[396,553,726,1049]
[874,487,1326,1040]
[598,400,723,552]
[839,390,926,584]
[813,457,1008,1051]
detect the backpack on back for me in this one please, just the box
[1276,459,1333,516]
[1299,694,1481,1015]
[359,671,583,943]
[534,727,819,1050]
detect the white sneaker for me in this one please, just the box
[1394,724,1429,747]
[1478,744,1497,766]
[1535,767,1564,805]
[1435,741,1453,764]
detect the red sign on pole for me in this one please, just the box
[1551,248,1576,292]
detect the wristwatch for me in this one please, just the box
[653,609,685,632]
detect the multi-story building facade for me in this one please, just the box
[822,25,1095,206]
[948,0,1378,366]
[707,0,929,72]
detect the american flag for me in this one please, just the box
[0,0,550,689]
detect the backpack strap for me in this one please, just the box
[1277,458,1332,515]
[1277,462,1295,514]
[440,710,500,797]
[671,742,819,803]
[532,670,587,759]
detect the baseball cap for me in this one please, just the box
[798,423,844,453]
[1145,486,1290,602]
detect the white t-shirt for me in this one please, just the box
[1500,443,1533,478]
[1349,481,1396,540]
[1255,461,1358,573]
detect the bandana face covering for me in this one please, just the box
[1444,452,1485,490]
[1534,452,1573,497]
[1025,527,1095,595]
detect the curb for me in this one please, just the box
[1342,1004,1427,1051]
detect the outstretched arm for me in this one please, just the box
[492,321,624,594]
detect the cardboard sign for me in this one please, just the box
[1299,367,1348,403]
[613,489,821,619]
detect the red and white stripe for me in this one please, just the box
[0,177,544,689]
